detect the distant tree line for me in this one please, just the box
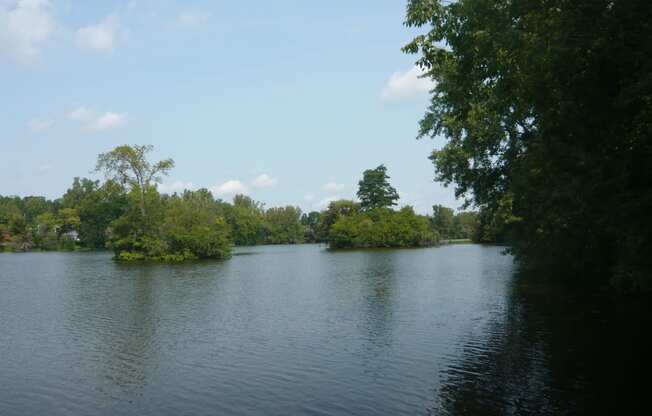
[1,147,490,260]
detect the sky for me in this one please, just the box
[0,0,459,214]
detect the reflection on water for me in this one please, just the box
[0,245,650,415]
[432,277,652,415]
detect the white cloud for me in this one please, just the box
[67,106,127,131]
[28,118,52,132]
[381,66,434,101]
[314,195,341,210]
[323,182,345,192]
[93,112,126,130]
[0,0,55,63]
[211,180,248,196]
[252,173,277,188]
[177,10,210,27]
[304,194,315,202]
[158,180,196,194]
[67,106,93,121]
[76,14,120,54]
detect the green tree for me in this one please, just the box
[220,194,267,245]
[431,205,456,239]
[318,200,361,240]
[162,189,232,260]
[357,165,399,210]
[300,211,322,243]
[404,0,652,288]
[265,206,304,244]
[61,178,128,248]
[95,145,174,221]
[328,206,437,249]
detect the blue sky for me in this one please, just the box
[1,0,458,213]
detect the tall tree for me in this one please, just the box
[356,165,400,210]
[404,0,652,288]
[431,205,456,239]
[95,145,174,220]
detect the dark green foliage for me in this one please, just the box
[300,211,322,243]
[0,194,71,252]
[162,189,232,260]
[264,206,304,244]
[318,199,361,242]
[218,194,267,246]
[322,167,437,249]
[62,178,128,248]
[328,206,438,249]
[431,204,479,240]
[357,165,399,210]
[405,0,652,289]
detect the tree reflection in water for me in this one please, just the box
[430,276,652,415]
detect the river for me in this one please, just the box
[0,244,649,415]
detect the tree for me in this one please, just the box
[319,200,361,240]
[404,0,652,288]
[60,177,128,248]
[219,194,267,245]
[301,211,322,243]
[265,206,304,244]
[327,206,437,249]
[357,165,399,210]
[431,205,456,239]
[95,145,174,221]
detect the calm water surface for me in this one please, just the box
[0,244,649,415]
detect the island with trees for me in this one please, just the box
[0,145,483,261]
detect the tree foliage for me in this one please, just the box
[322,165,437,249]
[357,165,400,210]
[95,145,174,221]
[404,0,652,289]
[431,204,479,241]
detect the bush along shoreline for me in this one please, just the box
[1,146,486,261]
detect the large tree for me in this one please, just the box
[357,165,400,210]
[404,0,652,288]
[95,145,174,220]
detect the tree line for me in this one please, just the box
[0,146,485,260]
[404,0,652,289]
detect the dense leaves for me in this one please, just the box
[328,206,438,249]
[405,0,652,289]
[1,146,309,259]
[323,165,438,248]
[357,165,400,210]
[431,205,479,241]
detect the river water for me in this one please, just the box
[0,244,649,415]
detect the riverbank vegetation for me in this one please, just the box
[1,148,487,259]
[405,0,652,289]
[321,165,437,248]
[0,148,447,258]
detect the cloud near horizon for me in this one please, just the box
[323,182,345,192]
[67,106,126,131]
[381,66,434,101]
[158,180,196,194]
[211,180,248,197]
[252,173,277,188]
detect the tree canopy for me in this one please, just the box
[404,0,652,289]
[357,165,400,210]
